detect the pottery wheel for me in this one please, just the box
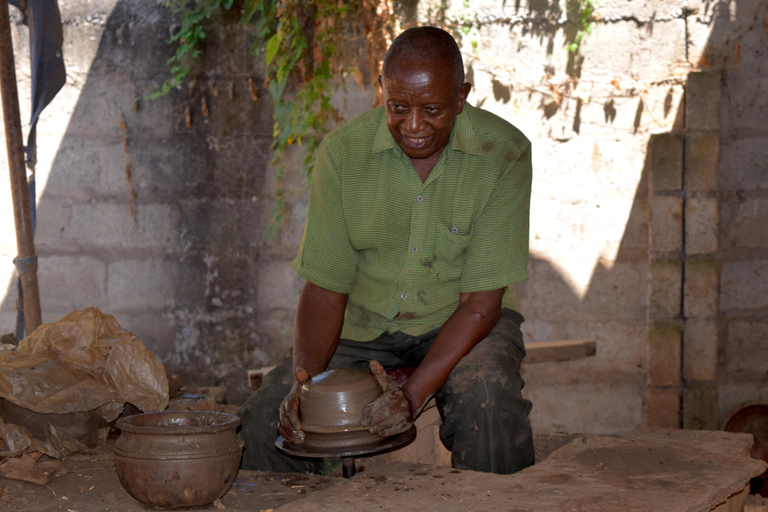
[276,425,416,460]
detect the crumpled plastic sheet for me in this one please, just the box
[0,307,170,484]
[0,307,169,422]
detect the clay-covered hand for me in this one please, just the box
[361,360,415,437]
[277,367,310,444]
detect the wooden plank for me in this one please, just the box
[524,339,597,363]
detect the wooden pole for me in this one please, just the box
[0,0,42,335]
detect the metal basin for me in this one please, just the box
[114,411,243,508]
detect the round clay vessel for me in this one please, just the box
[114,411,243,509]
[299,368,383,451]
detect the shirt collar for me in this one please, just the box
[371,105,485,159]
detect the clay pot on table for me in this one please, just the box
[114,411,243,508]
[298,368,384,452]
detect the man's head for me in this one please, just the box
[379,27,472,161]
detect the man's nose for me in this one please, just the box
[406,108,424,132]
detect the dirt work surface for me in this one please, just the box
[0,428,765,511]
[0,445,338,512]
[281,428,767,512]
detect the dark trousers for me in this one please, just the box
[237,308,535,474]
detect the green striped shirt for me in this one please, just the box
[291,103,532,341]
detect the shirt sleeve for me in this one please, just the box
[291,140,359,293]
[460,141,532,292]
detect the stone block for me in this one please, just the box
[685,134,719,192]
[683,381,719,430]
[106,258,205,310]
[721,260,768,311]
[648,133,683,192]
[649,196,683,253]
[683,319,719,382]
[34,198,71,247]
[256,261,305,312]
[643,387,680,428]
[45,137,103,190]
[685,197,718,255]
[684,257,719,318]
[724,321,768,377]
[686,71,721,132]
[109,311,177,361]
[647,320,682,387]
[734,198,768,248]
[647,259,683,320]
[107,259,175,310]
[37,256,107,311]
[70,202,180,249]
[720,138,768,192]
[722,74,768,133]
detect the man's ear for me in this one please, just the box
[456,82,472,114]
[378,75,383,90]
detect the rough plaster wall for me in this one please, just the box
[2,0,760,435]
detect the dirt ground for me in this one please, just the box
[1,428,766,512]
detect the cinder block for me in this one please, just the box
[734,198,768,248]
[683,381,718,430]
[721,260,768,311]
[110,311,177,361]
[45,137,103,189]
[685,197,718,255]
[107,259,179,309]
[643,387,680,428]
[37,256,107,311]
[686,71,721,132]
[34,198,71,247]
[647,320,682,387]
[724,321,768,376]
[649,196,683,253]
[720,137,768,192]
[647,259,683,319]
[685,134,719,192]
[70,203,180,249]
[684,257,719,318]
[683,319,718,381]
[256,261,305,311]
[648,133,683,192]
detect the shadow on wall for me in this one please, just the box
[0,0,287,404]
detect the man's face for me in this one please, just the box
[379,58,471,161]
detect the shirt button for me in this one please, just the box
[400,292,408,301]
[411,245,418,253]
[417,195,424,203]
[451,227,459,234]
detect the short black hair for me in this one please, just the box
[382,26,465,93]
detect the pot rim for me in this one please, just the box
[116,411,241,435]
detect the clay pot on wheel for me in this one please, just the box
[298,368,384,452]
[114,411,243,508]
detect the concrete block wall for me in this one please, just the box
[1,0,765,435]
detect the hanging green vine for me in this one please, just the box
[152,0,398,236]
[567,0,597,54]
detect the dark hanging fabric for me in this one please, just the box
[8,0,66,339]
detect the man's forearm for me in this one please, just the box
[401,288,505,412]
[293,281,348,376]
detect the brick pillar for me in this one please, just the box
[645,133,684,428]
[681,71,721,430]
[644,71,722,429]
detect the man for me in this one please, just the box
[238,26,534,474]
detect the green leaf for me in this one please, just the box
[265,33,282,65]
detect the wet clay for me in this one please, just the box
[299,368,383,452]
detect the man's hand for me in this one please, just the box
[277,367,310,444]
[361,360,415,437]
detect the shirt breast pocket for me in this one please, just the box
[432,222,472,283]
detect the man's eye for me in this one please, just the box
[390,104,407,113]
[424,108,440,115]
